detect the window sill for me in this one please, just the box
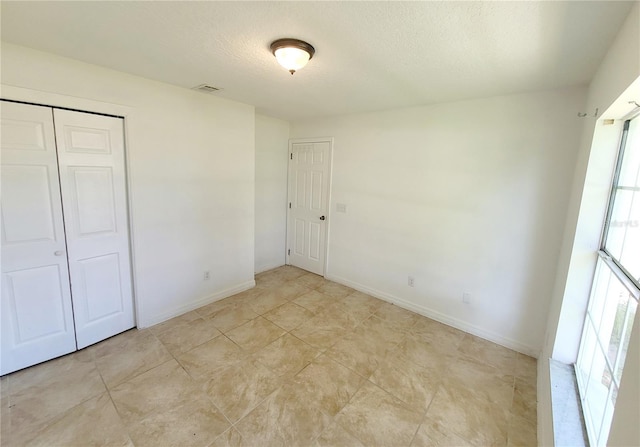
[549,359,589,446]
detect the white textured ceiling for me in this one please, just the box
[0,1,634,120]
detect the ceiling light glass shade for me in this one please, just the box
[274,47,310,72]
[270,38,315,75]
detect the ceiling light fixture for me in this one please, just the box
[270,38,315,75]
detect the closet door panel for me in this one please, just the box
[1,101,77,375]
[54,109,134,349]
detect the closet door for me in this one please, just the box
[1,101,77,375]
[53,109,134,349]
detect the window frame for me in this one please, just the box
[576,113,640,446]
[599,117,640,291]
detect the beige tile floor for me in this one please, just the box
[0,266,537,446]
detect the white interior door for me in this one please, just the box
[287,139,332,276]
[1,101,77,375]
[53,109,134,349]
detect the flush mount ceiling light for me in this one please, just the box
[270,38,315,75]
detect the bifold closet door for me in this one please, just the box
[53,109,135,349]
[1,103,134,374]
[1,101,77,375]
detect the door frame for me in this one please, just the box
[1,85,141,328]
[285,137,334,277]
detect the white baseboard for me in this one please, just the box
[326,273,540,358]
[255,261,285,275]
[139,280,256,328]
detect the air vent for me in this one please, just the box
[192,84,222,94]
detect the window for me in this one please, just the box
[576,116,640,446]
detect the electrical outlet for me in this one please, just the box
[463,292,471,304]
[204,271,211,280]
[408,276,415,287]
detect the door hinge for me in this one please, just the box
[290,153,293,160]
[288,249,290,256]
[289,202,291,209]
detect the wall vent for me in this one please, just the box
[192,84,222,93]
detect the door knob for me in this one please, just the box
[54,250,64,256]
[319,216,326,220]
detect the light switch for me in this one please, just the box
[336,203,347,213]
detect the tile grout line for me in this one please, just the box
[172,332,248,436]
[7,354,115,446]
[407,349,458,447]
[94,357,137,446]
[308,361,371,446]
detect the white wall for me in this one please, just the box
[538,3,640,446]
[255,114,289,273]
[291,87,586,356]
[1,43,256,328]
